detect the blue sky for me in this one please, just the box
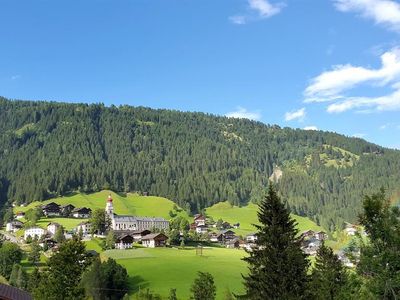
[1,0,400,149]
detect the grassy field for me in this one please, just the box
[206,201,325,236]
[36,217,88,231]
[103,247,247,300]
[13,190,188,220]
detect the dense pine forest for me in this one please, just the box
[0,96,399,231]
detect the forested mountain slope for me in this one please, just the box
[1,97,399,231]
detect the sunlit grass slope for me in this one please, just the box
[206,201,325,236]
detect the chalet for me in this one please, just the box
[195,225,208,234]
[315,231,328,240]
[0,283,33,300]
[300,230,315,239]
[246,233,258,243]
[301,237,322,255]
[115,234,134,249]
[40,238,57,249]
[193,214,206,226]
[210,230,236,243]
[226,239,240,249]
[142,233,168,248]
[24,227,46,240]
[221,222,232,229]
[76,221,92,235]
[15,211,25,219]
[47,222,61,236]
[60,204,75,216]
[72,207,92,218]
[132,229,151,241]
[42,202,61,217]
[6,220,23,233]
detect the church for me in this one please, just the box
[105,194,169,231]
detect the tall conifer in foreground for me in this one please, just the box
[308,242,347,299]
[242,184,309,300]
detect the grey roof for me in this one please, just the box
[0,283,32,300]
[114,215,168,222]
[142,233,168,240]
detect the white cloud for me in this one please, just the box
[249,0,283,18]
[11,75,21,80]
[334,0,400,32]
[230,0,284,24]
[353,133,367,138]
[304,126,318,130]
[285,107,306,121]
[326,88,400,113]
[229,15,246,25]
[225,107,261,121]
[305,48,400,102]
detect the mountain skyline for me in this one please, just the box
[1,0,400,149]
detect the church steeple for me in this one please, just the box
[105,194,114,218]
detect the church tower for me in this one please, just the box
[105,194,114,219]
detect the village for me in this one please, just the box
[2,194,361,266]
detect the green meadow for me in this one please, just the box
[14,190,189,223]
[206,201,325,236]
[103,247,247,300]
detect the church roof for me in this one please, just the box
[113,215,167,222]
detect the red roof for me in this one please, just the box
[107,194,113,202]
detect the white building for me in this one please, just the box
[6,220,23,232]
[142,233,168,248]
[76,221,92,235]
[246,233,258,243]
[104,194,169,232]
[195,225,208,234]
[24,227,46,240]
[47,222,61,236]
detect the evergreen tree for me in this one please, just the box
[90,209,109,235]
[105,230,116,250]
[54,226,66,244]
[356,188,400,299]
[8,263,20,287]
[81,256,128,300]
[28,240,41,265]
[308,242,347,300]
[190,271,216,300]
[242,184,309,300]
[33,236,91,299]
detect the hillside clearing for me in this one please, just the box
[206,201,325,236]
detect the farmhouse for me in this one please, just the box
[47,222,61,235]
[195,225,208,234]
[72,207,92,218]
[142,233,168,248]
[15,211,25,219]
[105,195,169,231]
[315,231,328,240]
[226,239,240,249]
[24,227,46,240]
[193,214,206,226]
[76,221,92,235]
[115,234,134,249]
[210,230,237,243]
[6,220,23,232]
[246,233,258,243]
[60,204,75,216]
[42,202,61,217]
